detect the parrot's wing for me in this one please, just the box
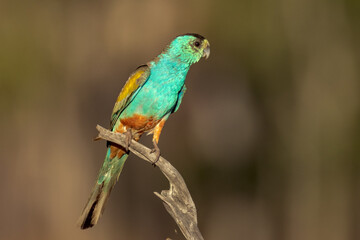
[110,65,150,129]
[173,84,187,113]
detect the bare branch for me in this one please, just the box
[96,125,204,240]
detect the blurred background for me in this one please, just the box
[1,0,359,239]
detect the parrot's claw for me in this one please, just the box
[123,129,132,152]
[150,141,161,167]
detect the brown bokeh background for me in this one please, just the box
[1,0,359,239]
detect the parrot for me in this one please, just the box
[78,33,210,229]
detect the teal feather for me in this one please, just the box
[78,148,128,229]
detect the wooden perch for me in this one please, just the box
[96,125,204,240]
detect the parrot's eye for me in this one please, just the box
[194,41,201,47]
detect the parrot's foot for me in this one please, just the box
[123,129,132,152]
[150,141,161,167]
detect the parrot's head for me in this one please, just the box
[166,33,210,65]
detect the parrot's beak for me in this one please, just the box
[202,39,210,59]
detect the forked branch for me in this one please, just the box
[96,125,204,240]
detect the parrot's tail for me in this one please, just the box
[78,145,128,229]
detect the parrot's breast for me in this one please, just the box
[119,58,190,132]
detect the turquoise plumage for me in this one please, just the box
[78,33,210,229]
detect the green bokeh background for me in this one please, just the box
[1,0,359,239]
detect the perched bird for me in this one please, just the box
[78,33,210,229]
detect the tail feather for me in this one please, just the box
[78,147,128,229]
